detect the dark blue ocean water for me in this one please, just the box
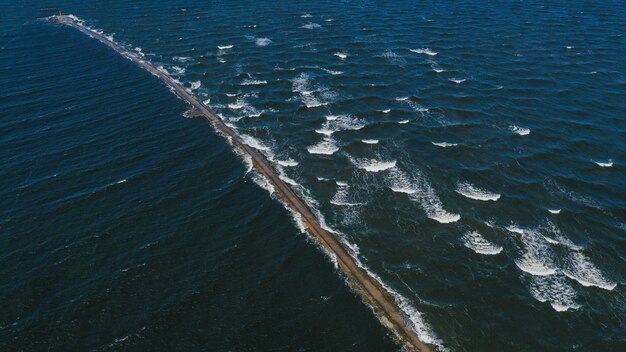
[2,1,625,351]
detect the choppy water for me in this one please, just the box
[2,1,625,351]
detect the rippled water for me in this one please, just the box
[3,1,625,350]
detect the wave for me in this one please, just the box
[301,13,313,18]
[307,138,339,155]
[255,38,272,46]
[317,114,365,135]
[432,142,457,147]
[218,45,233,50]
[241,79,267,85]
[562,252,617,290]
[361,139,379,144]
[301,22,321,29]
[449,78,466,83]
[594,160,613,168]
[277,159,299,167]
[395,96,409,101]
[351,158,396,172]
[173,56,192,63]
[548,209,561,214]
[321,68,343,75]
[190,81,201,90]
[171,66,186,75]
[456,182,500,201]
[240,134,270,152]
[462,231,502,255]
[430,62,445,73]
[529,274,580,312]
[387,168,460,223]
[334,52,348,59]
[292,73,335,108]
[381,109,391,113]
[509,125,530,136]
[250,172,275,195]
[514,230,558,276]
[398,120,410,124]
[410,48,438,56]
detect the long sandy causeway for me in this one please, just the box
[49,15,434,352]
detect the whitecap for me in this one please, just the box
[171,66,186,75]
[410,48,438,56]
[529,275,580,312]
[301,22,321,29]
[362,139,379,144]
[386,168,459,224]
[218,45,233,50]
[432,142,458,147]
[240,134,270,151]
[190,81,201,90]
[325,115,340,121]
[277,159,299,167]
[352,158,396,172]
[449,78,466,83]
[250,172,275,194]
[462,231,502,255]
[173,56,192,63]
[381,109,391,113]
[594,160,613,168]
[565,46,574,49]
[307,138,339,155]
[514,231,558,276]
[241,79,267,85]
[562,251,617,290]
[398,120,410,124]
[509,125,530,136]
[335,181,349,187]
[456,182,500,201]
[321,68,343,75]
[334,52,348,59]
[548,209,561,214]
[395,96,409,101]
[315,128,334,136]
[255,38,272,46]
[301,13,313,18]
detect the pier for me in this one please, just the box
[50,15,434,352]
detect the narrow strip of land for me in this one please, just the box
[50,15,434,352]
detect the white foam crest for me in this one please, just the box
[336,181,349,187]
[398,119,410,124]
[432,142,458,147]
[173,56,192,63]
[381,109,391,113]
[387,168,460,223]
[462,231,502,255]
[255,38,272,46]
[529,274,580,312]
[301,22,321,29]
[506,225,527,235]
[456,182,500,201]
[539,221,581,250]
[430,62,445,73]
[362,139,379,144]
[157,66,170,75]
[395,96,409,101]
[449,78,466,83]
[190,81,201,90]
[509,125,530,136]
[331,186,365,206]
[227,97,263,118]
[594,160,613,168]
[307,138,339,155]
[292,73,333,108]
[321,68,343,75]
[351,158,397,172]
[240,134,270,152]
[334,52,348,59]
[514,231,558,276]
[277,159,299,167]
[562,252,617,290]
[250,172,275,194]
[319,115,365,135]
[301,13,313,18]
[171,66,186,75]
[218,45,233,50]
[410,48,438,56]
[548,209,561,214]
[241,79,267,85]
